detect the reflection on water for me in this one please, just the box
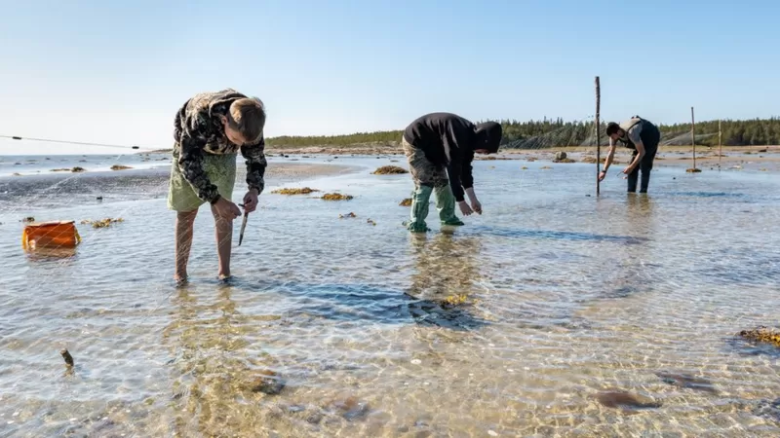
[603,195,657,299]
[164,283,287,437]
[406,233,486,330]
[24,246,79,262]
[1,158,780,436]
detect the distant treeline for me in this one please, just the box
[266,117,780,149]
[268,131,403,147]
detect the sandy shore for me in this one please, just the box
[258,143,780,173]
[141,143,780,170]
[0,162,356,211]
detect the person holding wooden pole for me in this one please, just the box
[599,116,661,193]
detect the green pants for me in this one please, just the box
[402,138,463,232]
[167,151,237,212]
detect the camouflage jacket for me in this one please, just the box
[173,89,267,203]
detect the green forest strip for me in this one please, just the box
[266,117,780,148]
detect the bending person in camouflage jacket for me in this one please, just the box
[167,89,266,283]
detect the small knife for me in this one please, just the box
[238,204,248,246]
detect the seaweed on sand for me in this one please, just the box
[322,193,353,201]
[739,326,780,348]
[372,165,408,175]
[271,187,319,195]
[81,218,124,228]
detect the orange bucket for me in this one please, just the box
[22,221,82,250]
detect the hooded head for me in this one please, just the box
[474,122,502,154]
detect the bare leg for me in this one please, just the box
[175,210,198,283]
[211,206,234,280]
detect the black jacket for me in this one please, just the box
[403,113,501,201]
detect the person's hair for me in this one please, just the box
[605,122,621,136]
[227,98,266,143]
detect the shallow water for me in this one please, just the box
[1,157,779,437]
[0,152,172,178]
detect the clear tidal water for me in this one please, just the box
[0,153,171,178]
[1,156,779,437]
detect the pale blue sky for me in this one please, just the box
[1,0,778,154]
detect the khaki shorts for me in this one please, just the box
[167,151,237,212]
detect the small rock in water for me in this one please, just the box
[329,395,369,420]
[656,371,718,394]
[306,410,324,424]
[246,369,285,395]
[488,430,499,437]
[595,390,661,410]
[754,398,780,422]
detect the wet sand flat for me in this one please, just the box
[2,156,780,437]
[0,162,356,210]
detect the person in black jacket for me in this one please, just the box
[401,113,502,232]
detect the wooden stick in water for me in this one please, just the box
[719,119,722,170]
[61,349,74,367]
[595,76,601,196]
[691,107,696,170]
